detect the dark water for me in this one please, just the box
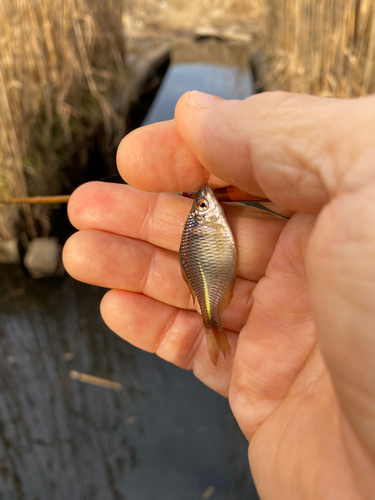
[142,61,253,125]
[0,40,259,500]
[0,268,258,500]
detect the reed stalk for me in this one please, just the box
[0,0,127,238]
[266,0,375,96]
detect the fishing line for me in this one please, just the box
[94,173,125,184]
[202,167,209,185]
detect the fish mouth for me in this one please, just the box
[200,183,213,195]
[196,183,208,198]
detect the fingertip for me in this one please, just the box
[116,126,146,187]
[116,120,204,192]
[175,91,225,116]
[100,290,158,352]
[62,231,84,278]
[67,181,103,228]
[63,229,105,285]
[100,289,118,326]
[100,289,132,340]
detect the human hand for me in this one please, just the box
[63,91,375,499]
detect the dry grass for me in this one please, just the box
[3,0,374,239]
[266,0,375,96]
[0,0,127,237]
[124,0,264,35]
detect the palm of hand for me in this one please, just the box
[235,211,342,498]
[64,183,358,498]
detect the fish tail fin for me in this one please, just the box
[213,324,231,358]
[205,328,220,366]
[205,324,231,366]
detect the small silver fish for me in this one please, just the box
[179,184,237,365]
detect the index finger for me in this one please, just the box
[116,119,227,192]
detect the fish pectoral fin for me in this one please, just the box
[219,275,236,314]
[181,267,196,305]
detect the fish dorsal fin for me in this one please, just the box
[219,274,236,314]
[181,266,196,305]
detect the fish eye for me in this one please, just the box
[197,198,208,209]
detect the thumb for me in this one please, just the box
[174,91,375,214]
[177,91,375,462]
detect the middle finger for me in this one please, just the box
[67,182,287,282]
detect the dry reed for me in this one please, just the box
[125,0,263,34]
[0,0,127,237]
[266,0,375,96]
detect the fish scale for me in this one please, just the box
[179,184,237,365]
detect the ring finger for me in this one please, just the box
[63,229,256,333]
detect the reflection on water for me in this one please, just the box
[0,39,259,500]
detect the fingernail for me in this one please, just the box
[189,91,224,109]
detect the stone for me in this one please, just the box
[222,27,252,42]
[194,26,221,38]
[0,239,20,263]
[24,237,64,278]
